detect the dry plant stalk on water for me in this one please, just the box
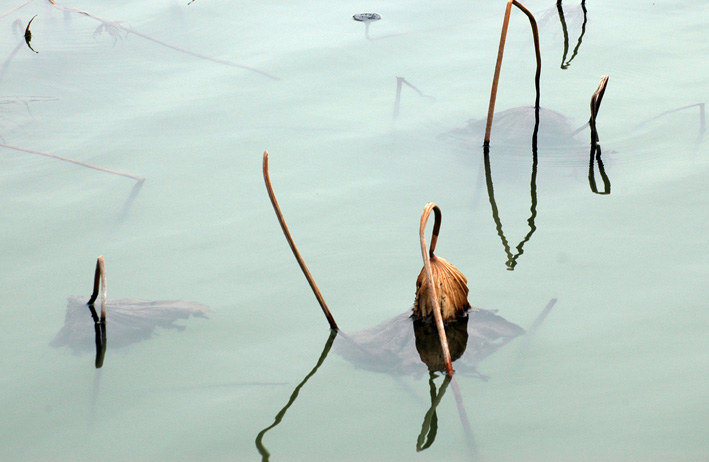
[0,142,145,182]
[485,0,541,146]
[589,75,609,143]
[263,153,468,375]
[262,151,339,331]
[414,203,470,376]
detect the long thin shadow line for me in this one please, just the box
[115,178,145,222]
[0,41,24,85]
[255,329,337,461]
[450,377,477,457]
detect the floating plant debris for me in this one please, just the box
[352,13,381,22]
[442,106,577,149]
[336,308,525,378]
[51,256,210,358]
[23,14,37,53]
[352,13,381,40]
[51,296,211,355]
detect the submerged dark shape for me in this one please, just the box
[24,14,37,53]
[443,106,580,150]
[50,296,211,355]
[335,307,525,378]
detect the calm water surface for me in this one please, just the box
[1,1,707,461]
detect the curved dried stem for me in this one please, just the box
[419,203,454,376]
[484,0,542,147]
[262,151,338,331]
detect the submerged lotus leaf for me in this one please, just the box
[442,106,581,149]
[50,296,211,355]
[335,308,525,378]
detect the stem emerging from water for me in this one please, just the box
[419,203,454,376]
[262,151,339,331]
[484,0,541,147]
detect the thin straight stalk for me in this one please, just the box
[1,142,145,182]
[262,151,338,331]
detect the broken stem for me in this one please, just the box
[87,255,106,306]
[590,75,609,143]
[484,0,541,147]
[419,202,454,376]
[262,151,339,331]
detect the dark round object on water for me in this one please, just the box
[353,13,381,22]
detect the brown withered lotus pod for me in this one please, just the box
[415,202,469,375]
[413,203,471,324]
[413,255,471,323]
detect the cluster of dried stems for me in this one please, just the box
[262,151,473,376]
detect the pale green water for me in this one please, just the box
[1,1,707,461]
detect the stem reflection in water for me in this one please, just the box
[482,106,539,271]
[416,373,451,451]
[255,329,338,461]
[556,1,588,69]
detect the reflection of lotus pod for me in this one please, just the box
[414,316,468,372]
[413,256,471,323]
